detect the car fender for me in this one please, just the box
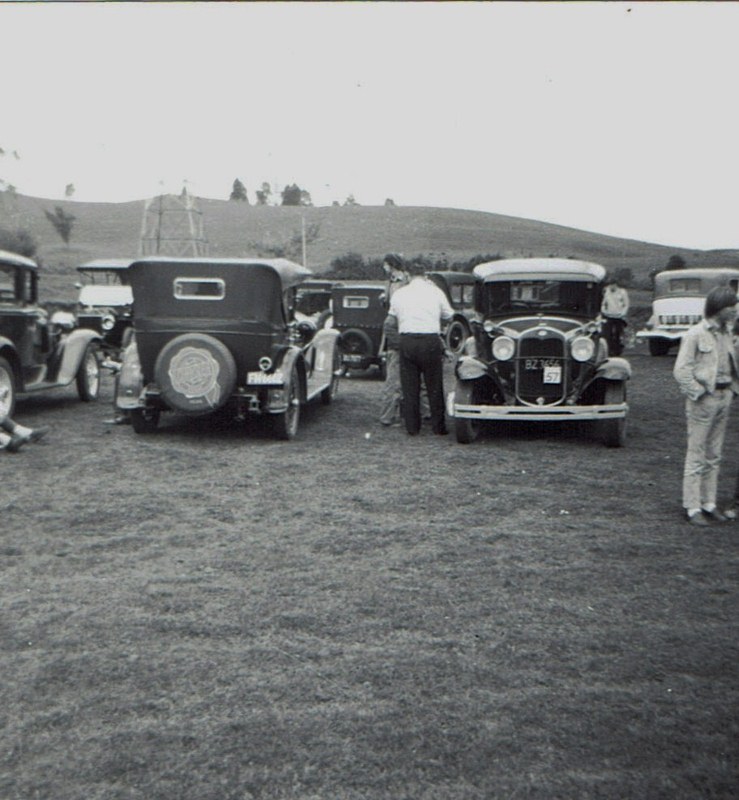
[275,346,307,402]
[115,340,144,409]
[455,355,488,381]
[0,339,21,387]
[305,328,340,399]
[595,356,632,382]
[56,328,103,385]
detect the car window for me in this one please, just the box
[668,278,702,294]
[0,266,15,301]
[486,280,599,316]
[343,295,370,309]
[462,285,474,305]
[173,277,225,300]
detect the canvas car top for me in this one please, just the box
[474,258,606,283]
[77,258,134,273]
[0,248,38,270]
[129,257,312,324]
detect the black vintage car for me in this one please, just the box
[75,258,134,361]
[330,283,388,378]
[427,271,481,355]
[0,249,102,417]
[115,257,341,439]
[449,258,630,446]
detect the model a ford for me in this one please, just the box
[0,249,102,417]
[115,257,341,438]
[636,268,739,356]
[330,283,388,378]
[449,258,630,447]
[75,258,134,361]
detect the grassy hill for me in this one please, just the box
[3,192,738,302]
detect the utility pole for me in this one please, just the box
[301,214,307,267]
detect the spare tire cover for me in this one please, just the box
[155,333,237,414]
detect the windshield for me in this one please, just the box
[484,280,600,317]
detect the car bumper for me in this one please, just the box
[449,396,628,421]
[635,329,686,341]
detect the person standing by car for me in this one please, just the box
[601,278,630,355]
[387,264,454,436]
[673,285,739,526]
[378,254,409,427]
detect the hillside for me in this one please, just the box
[3,192,738,302]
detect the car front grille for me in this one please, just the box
[658,314,701,326]
[516,330,566,405]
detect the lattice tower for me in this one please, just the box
[139,190,209,257]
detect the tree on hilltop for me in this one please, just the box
[256,182,272,205]
[281,183,302,206]
[230,178,248,202]
[665,254,686,271]
[44,206,76,245]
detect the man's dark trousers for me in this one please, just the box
[399,334,446,435]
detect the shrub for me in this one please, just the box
[0,226,37,258]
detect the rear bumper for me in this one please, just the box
[635,329,685,341]
[449,397,628,421]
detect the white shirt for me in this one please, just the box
[389,277,454,334]
[601,286,629,319]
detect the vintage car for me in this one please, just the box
[115,257,341,438]
[330,282,388,378]
[75,257,134,361]
[448,258,630,447]
[0,249,102,417]
[636,268,739,355]
[427,271,481,355]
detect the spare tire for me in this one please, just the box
[340,328,373,358]
[154,333,237,415]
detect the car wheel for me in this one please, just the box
[600,381,627,447]
[321,347,341,405]
[648,338,670,356]
[453,380,480,444]
[76,343,101,401]
[130,407,160,434]
[316,310,333,330]
[272,367,300,440]
[339,328,373,360]
[446,319,470,355]
[0,356,17,418]
[154,333,237,415]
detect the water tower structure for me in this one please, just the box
[139,189,209,257]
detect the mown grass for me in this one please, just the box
[2,350,738,798]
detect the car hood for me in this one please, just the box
[78,285,133,308]
[652,296,705,315]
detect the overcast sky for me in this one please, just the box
[2,2,738,250]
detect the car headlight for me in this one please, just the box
[492,335,515,361]
[571,335,595,362]
[101,314,116,331]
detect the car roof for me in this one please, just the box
[129,256,312,290]
[474,258,606,282]
[332,282,385,291]
[428,270,477,282]
[654,268,739,280]
[0,249,38,270]
[77,258,135,273]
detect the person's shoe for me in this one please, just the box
[6,426,49,453]
[686,511,711,527]
[703,508,729,523]
[723,504,737,521]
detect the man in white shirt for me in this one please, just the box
[387,266,454,435]
[601,279,630,355]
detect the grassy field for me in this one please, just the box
[4,191,739,304]
[2,341,738,799]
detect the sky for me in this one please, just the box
[2,1,739,250]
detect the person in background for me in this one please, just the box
[0,404,49,453]
[378,254,410,427]
[600,278,630,356]
[386,263,453,435]
[673,285,739,526]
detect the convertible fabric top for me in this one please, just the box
[0,249,38,270]
[130,256,311,291]
[474,258,606,283]
[77,258,135,273]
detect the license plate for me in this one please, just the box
[247,371,284,386]
[543,366,562,384]
[343,354,363,363]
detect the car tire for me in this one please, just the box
[76,343,101,402]
[131,407,160,434]
[446,319,470,355]
[154,333,237,415]
[648,338,670,356]
[316,310,333,330]
[600,381,627,447]
[272,366,300,440]
[321,347,341,405]
[453,380,480,444]
[0,356,17,418]
[340,328,373,360]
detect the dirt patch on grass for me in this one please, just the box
[2,347,738,798]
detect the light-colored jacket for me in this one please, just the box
[673,319,739,401]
